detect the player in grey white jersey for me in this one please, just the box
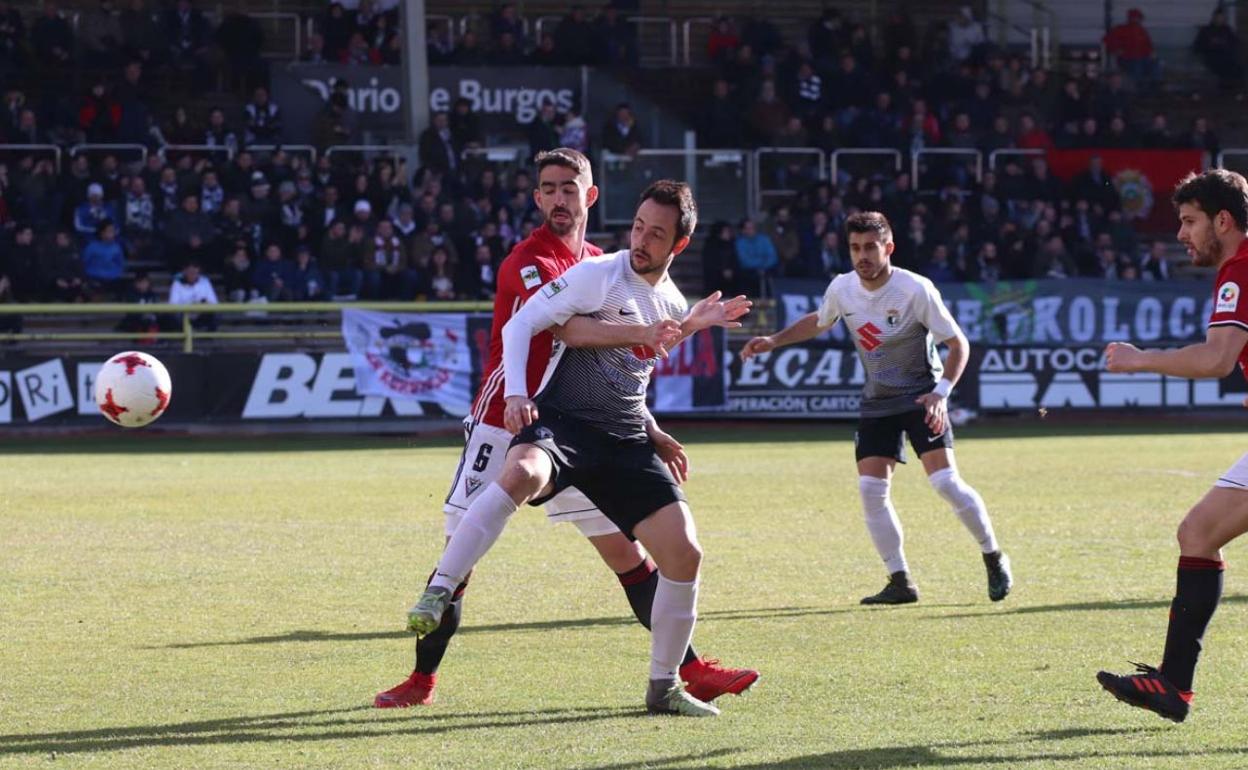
[742,211,1012,605]
[409,181,751,717]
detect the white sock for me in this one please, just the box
[649,574,698,680]
[928,468,999,553]
[859,475,908,574]
[429,483,518,592]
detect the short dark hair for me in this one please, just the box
[845,211,893,242]
[1172,169,1248,230]
[638,179,697,240]
[534,147,592,184]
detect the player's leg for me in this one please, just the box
[1098,455,1248,721]
[631,501,718,717]
[915,430,1012,601]
[856,414,916,604]
[409,443,556,634]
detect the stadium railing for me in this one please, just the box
[830,148,904,186]
[159,144,236,164]
[69,143,149,170]
[912,148,984,191]
[987,148,1044,172]
[598,148,753,226]
[0,301,492,354]
[0,143,61,172]
[252,11,302,59]
[754,147,827,212]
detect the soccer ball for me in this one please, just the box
[95,351,172,428]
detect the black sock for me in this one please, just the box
[414,574,470,676]
[1160,556,1224,692]
[617,558,699,667]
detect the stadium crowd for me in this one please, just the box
[0,2,1240,316]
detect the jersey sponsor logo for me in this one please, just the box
[631,344,657,361]
[541,277,568,298]
[520,265,542,290]
[1216,281,1240,314]
[856,322,884,351]
[464,475,483,496]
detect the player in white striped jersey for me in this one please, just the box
[742,211,1012,605]
[410,181,751,716]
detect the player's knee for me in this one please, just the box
[858,475,891,511]
[500,456,548,498]
[926,467,959,499]
[672,541,702,578]
[1177,508,1214,554]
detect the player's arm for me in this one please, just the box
[500,265,609,432]
[679,290,752,340]
[916,280,967,433]
[642,406,689,483]
[1106,326,1248,379]
[553,315,682,358]
[739,312,827,360]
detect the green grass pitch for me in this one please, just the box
[2,421,1247,769]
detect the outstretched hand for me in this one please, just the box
[686,290,752,333]
[641,319,683,359]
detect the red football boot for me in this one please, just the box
[680,658,760,702]
[374,671,436,708]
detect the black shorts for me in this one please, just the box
[855,408,954,463]
[512,408,686,539]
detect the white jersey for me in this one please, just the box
[503,249,688,440]
[817,267,961,417]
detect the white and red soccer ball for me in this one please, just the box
[95,351,172,428]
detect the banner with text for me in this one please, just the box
[648,327,727,412]
[271,64,584,143]
[774,278,1217,346]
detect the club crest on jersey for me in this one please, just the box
[1217,281,1240,313]
[541,277,568,298]
[464,476,483,496]
[885,309,901,327]
[520,265,542,290]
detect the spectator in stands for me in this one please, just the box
[948,6,987,65]
[734,218,778,295]
[558,104,589,156]
[1139,239,1170,281]
[1103,7,1159,91]
[418,111,458,177]
[123,176,155,258]
[361,218,410,298]
[32,3,74,70]
[707,17,740,64]
[242,171,276,233]
[0,1,25,75]
[526,101,561,159]
[428,245,455,300]
[807,9,847,68]
[220,243,254,302]
[554,6,595,66]
[595,6,637,69]
[302,31,329,63]
[342,30,381,66]
[169,259,218,330]
[288,244,324,301]
[79,81,122,142]
[1141,111,1175,148]
[464,242,497,300]
[488,30,526,67]
[165,192,217,271]
[699,79,744,149]
[243,87,283,147]
[1187,115,1220,154]
[117,271,165,333]
[12,108,43,145]
[312,92,357,151]
[321,2,354,61]
[791,61,824,121]
[764,205,801,277]
[746,80,790,147]
[82,219,126,297]
[1194,8,1244,96]
[75,184,119,241]
[205,107,238,154]
[19,159,59,229]
[827,52,873,133]
[529,32,558,66]
[121,0,162,67]
[698,221,735,295]
[602,103,643,157]
[163,0,213,91]
[924,243,957,283]
[319,219,362,299]
[253,241,292,301]
[81,0,124,69]
[39,228,85,303]
[5,223,38,300]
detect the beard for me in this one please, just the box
[631,249,666,275]
[1192,233,1223,267]
[545,208,576,235]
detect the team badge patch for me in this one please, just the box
[464,476,483,496]
[541,277,568,298]
[520,265,542,290]
[1216,281,1240,314]
[885,309,901,327]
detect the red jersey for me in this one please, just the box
[1208,239,1248,378]
[470,224,602,428]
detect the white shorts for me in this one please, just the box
[442,420,621,538]
[1214,452,1248,490]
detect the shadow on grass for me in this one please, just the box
[925,593,1248,621]
[152,603,977,649]
[0,704,641,756]
[580,727,1243,770]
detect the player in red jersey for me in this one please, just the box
[1097,169,1248,722]
[375,148,756,708]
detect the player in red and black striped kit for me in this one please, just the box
[1098,169,1248,722]
[374,148,757,708]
